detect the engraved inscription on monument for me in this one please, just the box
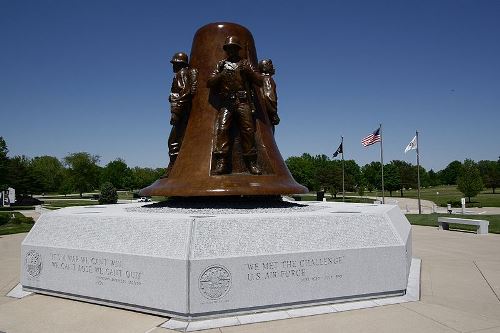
[245,255,345,283]
[199,265,232,300]
[25,250,43,278]
[49,252,144,287]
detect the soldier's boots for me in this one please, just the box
[245,156,262,175]
[212,158,229,175]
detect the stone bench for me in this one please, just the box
[438,217,489,234]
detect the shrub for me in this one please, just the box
[0,214,11,226]
[443,200,462,208]
[11,216,35,225]
[99,182,118,204]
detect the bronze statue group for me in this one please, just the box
[163,36,279,178]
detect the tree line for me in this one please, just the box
[0,137,163,198]
[285,153,499,201]
[1,136,498,201]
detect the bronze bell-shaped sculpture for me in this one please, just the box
[139,22,307,197]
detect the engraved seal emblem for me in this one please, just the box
[25,250,42,278]
[198,265,232,300]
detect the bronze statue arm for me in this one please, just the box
[207,61,224,88]
[170,69,191,103]
[241,60,263,87]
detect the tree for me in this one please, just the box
[286,154,316,190]
[478,160,500,194]
[0,137,9,191]
[30,156,64,193]
[391,160,415,197]
[457,159,483,203]
[130,167,163,190]
[99,182,118,204]
[317,161,342,197]
[428,169,441,186]
[384,163,401,197]
[439,160,462,185]
[418,165,430,188]
[311,154,331,191]
[362,162,382,192]
[64,152,100,197]
[343,160,361,192]
[58,169,74,196]
[7,155,33,196]
[357,175,366,196]
[101,158,132,189]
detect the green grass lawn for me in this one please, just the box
[42,200,101,208]
[406,213,500,234]
[318,185,500,208]
[400,185,500,207]
[0,212,35,235]
[117,191,134,200]
[296,195,374,204]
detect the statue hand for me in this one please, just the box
[271,114,280,125]
[239,63,251,74]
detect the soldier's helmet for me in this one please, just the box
[223,36,242,51]
[259,59,275,75]
[170,52,189,65]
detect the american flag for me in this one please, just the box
[361,127,381,147]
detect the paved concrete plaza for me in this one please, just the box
[1,224,500,333]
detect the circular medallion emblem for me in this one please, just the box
[25,250,42,278]
[198,265,232,300]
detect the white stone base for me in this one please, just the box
[161,258,420,331]
[21,201,412,320]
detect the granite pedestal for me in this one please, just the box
[21,201,412,320]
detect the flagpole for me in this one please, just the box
[380,123,385,204]
[341,136,345,202]
[416,130,421,214]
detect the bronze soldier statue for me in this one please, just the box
[207,36,263,175]
[258,59,280,134]
[163,52,198,178]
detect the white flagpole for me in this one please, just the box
[380,124,385,204]
[416,130,421,214]
[341,136,345,202]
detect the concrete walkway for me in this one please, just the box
[1,226,500,333]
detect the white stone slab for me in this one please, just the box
[7,283,32,298]
[372,295,410,306]
[21,201,412,320]
[186,317,240,331]
[286,304,337,317]
[332,300,378,312]
[162,257,421,331]
[405,258,421,301]
[237,310,290,324]
[161,319,188,330]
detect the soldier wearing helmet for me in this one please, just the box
[258,59,280,134]
[207,36,263,175]
[163,52,198,178]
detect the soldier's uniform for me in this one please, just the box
[207,36,262,175]
[258,59,280,133]
[163,52,198,178]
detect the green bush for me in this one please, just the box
[440,200,462,208]
[0,206,35,211]
[99,182,118,204]
[0,214,10,226]
[11,216,34,225]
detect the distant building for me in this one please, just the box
[1,187,16,207]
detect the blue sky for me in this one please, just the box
[1,0,498,171]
